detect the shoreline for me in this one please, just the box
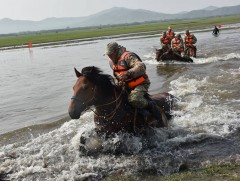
[1,23,240,51]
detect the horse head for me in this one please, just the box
[68,66,116,119]
[155,48,164,61]
[160,48,174,61]
[68,66,175,134]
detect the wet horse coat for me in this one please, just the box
[68,66,175,134]
[156,48,193,63]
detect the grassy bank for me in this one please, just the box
[0,15,240,48]
[104,164,240,181]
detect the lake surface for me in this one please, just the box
[0,27,240,180]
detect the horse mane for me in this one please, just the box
[81,66,116,95]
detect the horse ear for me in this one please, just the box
[74,67,82,77]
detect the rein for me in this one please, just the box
[71,85,126,121]
[90,87,125,120]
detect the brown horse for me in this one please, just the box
[155,47,167,61]
[68,66,176,135]
[185,46,197,58]
[155,48,193,63]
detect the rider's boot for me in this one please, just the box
[147,100,161,121]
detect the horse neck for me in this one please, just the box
[94,86,126,116]
[156,49,164,60]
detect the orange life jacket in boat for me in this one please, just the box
[109,51,148,89]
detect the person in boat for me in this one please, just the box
[212,25,220,36]
[160,31,171,52]
[171,33,184,56]
[184,29,197,57]
[166,26,175,40]
[104,41,161,121]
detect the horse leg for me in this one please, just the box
[147,103,168,128]
[184,47,189,57]
[193,47,197,58]
[159,108,168,127]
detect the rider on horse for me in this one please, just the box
[166,26,175,40]
[104,41,161,122]
[212,25,220,36]
[171,33,184,56]
[184,29,197,58]
[160,31,172,52]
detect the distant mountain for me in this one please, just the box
[77,7,171,27]
[0,5,239,35]
[174,5,240,19]
[0,17,87,35]
[176,11,188,14]
[202,6,218,11]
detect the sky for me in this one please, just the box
[0,0,240,21]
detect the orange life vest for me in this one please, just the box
[185,34,194,46]
[166,31,174,39]
[172,38,184,52]
[172,38,180,47]
[161,37,170,44]
[109,51,148,89]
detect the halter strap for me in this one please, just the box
[71,85,125,121]
[71,85,96,104]
[71,96,82,102]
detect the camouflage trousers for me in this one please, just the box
[162,44,170,52]
[128,84,150,109]
[172,46,183,55]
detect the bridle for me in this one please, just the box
[71,85,126,120]
[71,85,97,107]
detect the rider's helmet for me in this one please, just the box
[168,26,172,30]
[104,41,119,56]
[176,34,181,38]
[185,29,190,35]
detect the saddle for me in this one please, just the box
[117,84,161,122]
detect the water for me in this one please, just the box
[0,27,240,180]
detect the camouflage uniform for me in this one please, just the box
[184,33,197,45]
[166,26,175,40]
[116,46,150,109]
[171,35,184,56]
[160,33,171,51]
[183,32,197,57]
[105,42,161,122]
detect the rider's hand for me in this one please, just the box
[118,81,125,87]
[118,73,128,81]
